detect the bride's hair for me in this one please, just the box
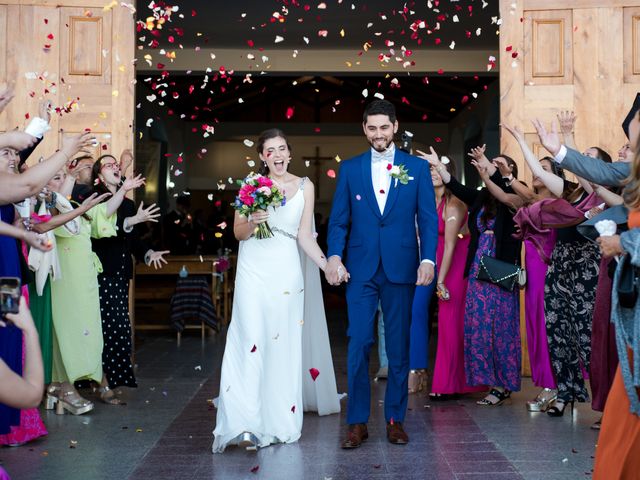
[257,128,292,175]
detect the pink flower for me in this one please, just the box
[257,186,272,196]
[239,184,256,197]
[239,194,255,206]
[257,176,273,188]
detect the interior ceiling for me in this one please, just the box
[137,0,499,50]
[136,1,499,127]
[139,73,497,124]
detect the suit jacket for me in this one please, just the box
[446,170,521,277]
[562,147,630,187]
[327,148,438,284]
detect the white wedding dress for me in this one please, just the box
[212,177,341,453]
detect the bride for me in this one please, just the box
[212,128,341,453]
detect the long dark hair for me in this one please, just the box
[256,128,292,176]
[91,154,117,198]
[480,154,518,225]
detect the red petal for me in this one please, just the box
[285,106,295,119]
[47,33,54,40]
[291,405,296,413]
[309,368,320,381]
[25,113,30,119]
[247,39,254,47]
[461,95,469,104]
[250,465,259,473]
[250,344,257,352]
[386,163,392,170]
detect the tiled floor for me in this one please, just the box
[0,311,600,480]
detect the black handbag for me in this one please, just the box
[618,254,639,309]
[476,255,525,291]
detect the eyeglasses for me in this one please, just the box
[100,162,118,171]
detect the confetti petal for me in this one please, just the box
[309,368,320,381]
[251,344,257,353]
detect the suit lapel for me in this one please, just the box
[382,150,403,218]
[360,151,382,219]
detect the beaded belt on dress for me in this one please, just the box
[271,226,297,240]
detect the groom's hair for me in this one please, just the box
[363,100,397,124]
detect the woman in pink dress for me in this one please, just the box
[427,156,485,398]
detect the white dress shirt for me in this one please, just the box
[371,145,395,214]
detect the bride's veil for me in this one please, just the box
[299,225,342,416]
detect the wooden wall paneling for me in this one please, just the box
[524,10,573,86]
[572,8,601,152]
[523,84,574,120]
[110,5,135,171]
[597,7,626,157]
[0,5,8,132]
[624,7,640,83]
[525,0,640,10]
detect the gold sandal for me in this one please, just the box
[408,369,428,394]
[98,386,126,406]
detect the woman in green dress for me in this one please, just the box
[43,169,144,415]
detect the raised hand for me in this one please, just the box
[501,123,525,143]
[79,192,111,212]
[492,157,513,177]
[61,131,95,159]
[471,159,489,179]
[147,250,170,269]
[122,173,145,191]
[120,149,133,175]
[557,111,576,135]
[0,130,37,151]
[532,118,562,157]
[415,147,440,167]
[134,202,161,224]
[467,144,488,163]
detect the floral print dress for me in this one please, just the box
[464,210,521,391]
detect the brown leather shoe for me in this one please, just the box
[341,423,368,449]
[386,422,409,445]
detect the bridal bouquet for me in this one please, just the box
[233,173,285,239]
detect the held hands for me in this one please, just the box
[531,118,562,157]
[597,235,624,258]
[325,256,350,286]
[416,262,435,286]
[147,250,170,269]
[557,111,576,135]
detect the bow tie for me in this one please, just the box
[371,148,395,164]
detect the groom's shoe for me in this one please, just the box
[341,423,368,449]
[386,422,409,445]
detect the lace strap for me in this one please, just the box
[299,177,308,191]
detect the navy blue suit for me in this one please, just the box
[327,148,438,424]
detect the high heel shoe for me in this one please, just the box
[96,386,125,406]
[237,432,258,451]
[546,399,574,417]
[476,388,512,406]
[526,388,557,412]
[44,384,62,411]
[408,369,427,394]
[55,390,94,415]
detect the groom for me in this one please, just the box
[326,100,438,448]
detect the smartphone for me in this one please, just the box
[0,277,21,315]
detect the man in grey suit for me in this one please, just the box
[532,118,630,187]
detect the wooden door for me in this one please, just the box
[0,0,134,162]
[500,0,640,375]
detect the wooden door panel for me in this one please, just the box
[624,7,640,82]
[524,10,573,85]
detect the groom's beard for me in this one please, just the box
[369,138,394,153]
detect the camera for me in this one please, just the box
[399,131,414,153]
[0,277,21,316]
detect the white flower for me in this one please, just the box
[389,165,401,175]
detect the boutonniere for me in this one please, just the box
[387,163,413,187]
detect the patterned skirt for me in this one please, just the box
[98,274,137,388]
